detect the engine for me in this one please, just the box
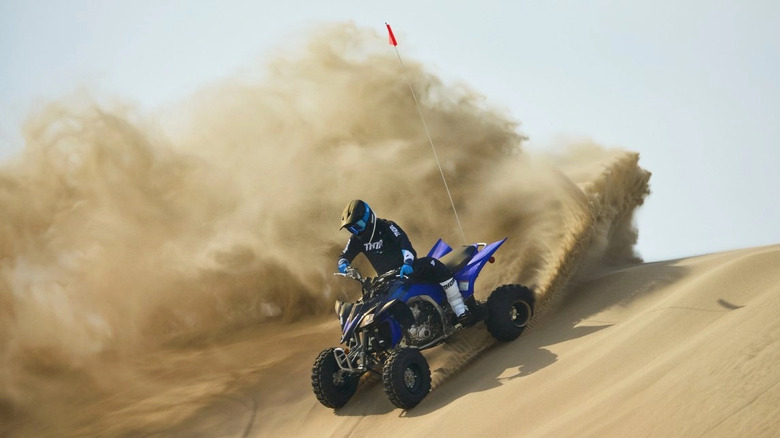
[406,300,444,347]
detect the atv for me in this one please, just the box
[312,238,535,410]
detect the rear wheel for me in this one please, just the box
[486,284,535,342]
[382,347,431,409]
[312,348,359,409]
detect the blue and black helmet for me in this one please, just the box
[340,199,374,235]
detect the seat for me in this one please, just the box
[438,245,477,273]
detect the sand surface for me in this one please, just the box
[250,244,780,438]
[9,244,778,438]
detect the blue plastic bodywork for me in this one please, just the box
[340,238,507,349]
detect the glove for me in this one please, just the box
[399,263,413,278]
[338,261,349,274]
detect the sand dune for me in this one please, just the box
[205,244,780,438]
[8,244,777,437]
[263,244,780,438]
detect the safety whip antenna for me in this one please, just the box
[385,22,467,244]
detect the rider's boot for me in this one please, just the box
[440,278,470,326]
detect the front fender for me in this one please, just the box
[376,299,415,328]
[371,300,414,348]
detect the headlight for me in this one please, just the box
[360,313,374,327]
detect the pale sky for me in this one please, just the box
[2,0,779,262]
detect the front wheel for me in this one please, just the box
[382,348,431,409]
[312,348,359,409]
[486,284,535,342]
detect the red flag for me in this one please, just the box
[386,23,397,46]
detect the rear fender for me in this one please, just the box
[455,238,507,296]
[426,238,453,259]
[391,282,446,306]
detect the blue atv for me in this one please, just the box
[312,238,535,410]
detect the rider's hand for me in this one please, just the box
[338,261,349,274]
[399,263,413,278]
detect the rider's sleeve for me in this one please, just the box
[387,221,416,259]
[338,237,361,266]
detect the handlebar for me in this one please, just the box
[379,267,402,281]
[333,267,403,282]
[334,267,403,299]
[333,266,363,282]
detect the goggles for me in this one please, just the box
[346,209,371,234]
[347,219,367,234]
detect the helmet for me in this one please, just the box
[341,199,374,234]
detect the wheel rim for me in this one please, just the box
[403,364,422,393]
[331,369,354,394]
[510,300,532,328]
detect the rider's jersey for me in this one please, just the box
[338,218,417,275]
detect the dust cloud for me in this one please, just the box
[0,23,649,433]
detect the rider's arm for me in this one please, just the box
[387,221,416,260]
[338,237,362,272]
[387,221,416,278]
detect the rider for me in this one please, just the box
[337,199,471,325]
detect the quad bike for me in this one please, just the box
[312,238,535,410]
